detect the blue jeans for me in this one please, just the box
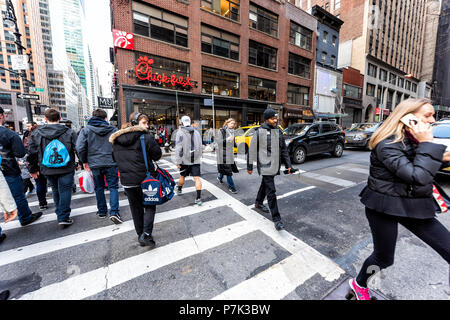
[218,173,235,189]
[4,175,33,225]
[91,167,119,216]
[46,172,74,222]
[35,174,48,206]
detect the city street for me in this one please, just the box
[1,149,449,300]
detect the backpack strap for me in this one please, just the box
[140,135,150,174]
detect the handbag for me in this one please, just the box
[140,135,175,206]
[432,183,449,214]
[231,163,239,173]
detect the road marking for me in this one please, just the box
[0,199,229,267]
[1,187,198,232]
[27,189,125,208]
[17,221,257,300]
[335,165,369,175]
[213,252,326,300]
[301,172,357,187]
[248,186,316,208]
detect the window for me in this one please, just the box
[6,43,16,53]
[335,0,341,10]
[0,93,12,105]
[325,2,329,10]
[366,83,376,96]
[201,0,239,22]
[322,124,338,133]
[323,31,328,43]
[343,84,362,99]
[321,52,327,63]
[288,53,311,79]
[132,6,188,47]
[406,80,411,91]
[398,77,404,88]
[287,83,310,106]
[11,79,21,90]
[249,40,277,70]
[411,83,417,93]
[248,76,276,102]
[135,53,191,91]
[330,55,336,66]
[368,63,377,77]
[4,31,15,42]
[290,21,313,51]
[379,68,387,81]
[389,73,396,85]
[249,3,278,37]
[332,35,337,47]
[201,25,239,60]
[202,67,239,97]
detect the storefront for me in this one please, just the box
[341,98,364,129]
[283,105,315,127]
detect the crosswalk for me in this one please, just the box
[0,157,350,300]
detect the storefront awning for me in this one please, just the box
[283,106,315,119]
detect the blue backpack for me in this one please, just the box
[42,139,70,168]
[140,135,175,206]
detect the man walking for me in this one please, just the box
[76,109,122,224]
[28,108,78,228]
[0,106,42,227]
[175,116,203,206]
[247,109,293,231]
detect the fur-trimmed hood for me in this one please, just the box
[109,126,148,146]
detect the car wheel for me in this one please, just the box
[293,146,306,164]
[333,143,344,158]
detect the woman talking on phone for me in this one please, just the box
[349,98,450,300]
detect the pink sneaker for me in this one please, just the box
[349,278,372,300]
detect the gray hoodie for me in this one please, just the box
[174,126,202,165]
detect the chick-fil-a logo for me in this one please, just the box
[113,29,135,51]
[136,56,194,88]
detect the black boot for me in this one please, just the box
[138,233,156,248]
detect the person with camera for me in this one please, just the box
[349,99,450,300]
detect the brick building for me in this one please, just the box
[341,66,364,128]
[110,0,317,130]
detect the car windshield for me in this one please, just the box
[284,125,311,136]
[348,123,379,132]
[433,124,450,139]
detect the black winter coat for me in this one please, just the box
[360,135,446,219]
[110,126,162,187]
[217,127,236,176]
[0,126,27,177]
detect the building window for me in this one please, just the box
[332,35,337,47]
[344,84,362,99]
[406,80,411,91]
[411,83,417,93]
[249,40,277,70]
[321,52,327,63]
[201,0,240,22]
[323,31,328,43]
[288,52,311,79]
[249,3,278,37]
[0,93,12,105]
[398,77,404,88]
[202,66,239,97]
[368,63,377,77]
[287,83,310,106]
[11,79,21,90]
[6,43,16,53]
[366,83,376,96]
[325,2,329,11]
[335,0,341,10]
[289,21,313,51]
[135,53,191,91]
[201,25,239,61]
[330,55,336,66]
[389,73,396,85]
[132,6,188,47]
[248,76,276,102]
[379,68,387,81]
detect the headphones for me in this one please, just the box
[132,113,143,126]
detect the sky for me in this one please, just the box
[83,0,114,98]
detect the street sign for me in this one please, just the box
[30,87,45,93]
[98,97,114,109]
[18,94,39,100]
[11,55,29,70]
[204,98,213,106]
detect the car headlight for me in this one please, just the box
[354,134,367,141]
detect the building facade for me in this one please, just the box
[111,0,317,130]
[341,66,364,128]
[309,5,343,123]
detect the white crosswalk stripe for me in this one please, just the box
[2,157,348,300]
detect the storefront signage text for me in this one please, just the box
[136,56,194,89]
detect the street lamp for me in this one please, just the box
[4,0,33,123]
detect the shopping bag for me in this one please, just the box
[78,170,95,194]
[433,183,449,214]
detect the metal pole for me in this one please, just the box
[212,91,215,133]
[176,90,179,128]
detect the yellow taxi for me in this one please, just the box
[234,124,284,154]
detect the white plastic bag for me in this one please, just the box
[78,170,95,194]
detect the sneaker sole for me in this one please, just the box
[110,216,123,224]
[348,278,365,300]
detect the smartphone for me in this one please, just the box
[400,114,419,128]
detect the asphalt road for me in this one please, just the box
[0,149,449,300]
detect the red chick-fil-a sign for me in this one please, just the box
[136,56,194,89]
[113,29,135,51]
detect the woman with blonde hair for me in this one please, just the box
[216,118,238,194]
[349,98,450,300]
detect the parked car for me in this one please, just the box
[432,121,450,176]
[234,124,284,154]
[284,122,345,164]
[344,122,383,150]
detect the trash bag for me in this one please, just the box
[78,170,95,193]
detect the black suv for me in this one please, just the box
[284,122,345,164]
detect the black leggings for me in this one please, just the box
[124,187,156,237]
[356,208,450,288]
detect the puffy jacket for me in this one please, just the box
[216,127,236,176]
[27,124,78,176]
[174,126,202,165]
[360,135,446,219]
[110,126,162,187]
[247,123,292,176]
[0,126,27,177]
[76,117,118,169]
